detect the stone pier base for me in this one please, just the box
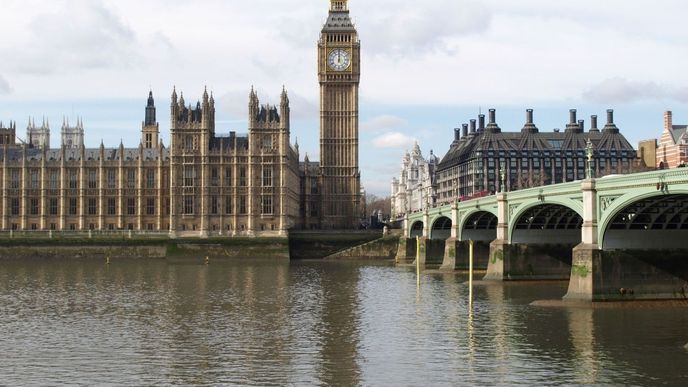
[395,237,416,264]
[441,239,490,271]
[411,237,428,268]
[484,240,574,281]
[565,244,688,301]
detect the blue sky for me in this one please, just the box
[1,0,687,195]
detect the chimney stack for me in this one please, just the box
[478,114,485,131]
[454,128,460,141]
[602,109,619,133]
[665,111,673,131]
[590,115,599,132]
[607,109,614,125]
[470,119,477,134]
[526,109,534,124]
[462,124,469,138]
[522,109,539,133]
[578,120,585,132]
[569,109,577,124]
[488,109,496,124]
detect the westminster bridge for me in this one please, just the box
[397,168,688,301]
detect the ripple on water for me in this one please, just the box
[0,259,687,385]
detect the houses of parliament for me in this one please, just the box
[0,0,362,236]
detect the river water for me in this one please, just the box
[0,258,686,386]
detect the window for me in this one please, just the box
[88,198,97,215]
[127,198,136,215]
[49,171,59,190]
[262,136,273,149]
[30,170,40,189]
[145,133,153,148]
[10,170,20,189]
[225,196,233,215]
[184,167,195,187]
[262,196,273,215]
[211,168,219,187]
[239,196,247,214]
[108,198,117,215]
[147,198,155,215]
[262,167,273,187]
[239,167,247,187]
[183,196,194,215]
[211,196,218,215]
[30,198,39,215]
[107,170,117,189]
[165,198,170,216]
[69,170,78,189]
[146,170,156,189]
[49,198,58,216]
[88,170,97,189]
[69,198,77,215]
[127,169,136,189]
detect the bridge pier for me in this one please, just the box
[442,239,490,271]
[411,237,428,268]
[395,237,417,264]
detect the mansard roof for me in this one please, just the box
[438,112,636,172]
[0,147,170,163]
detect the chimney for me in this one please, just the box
[602,109,619,133]
[590,115,599,132]
[569,109,577,124]
[454,128,460,142]
[578,120,585,132]
[478,115,485,131]
[489,109,496,124]
[462,124,468,138]
[522,109,539,133]
[665,111,673,131]
[470,119,477,134]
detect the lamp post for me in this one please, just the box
[586,139,594,179]
[500,160,506,193]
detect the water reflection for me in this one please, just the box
[0,259,687,385]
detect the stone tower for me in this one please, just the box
[61,117,84,149]
[27,117,50,149]
[168,87,215,237]
[318,0,361,229]
[142,90,159,148]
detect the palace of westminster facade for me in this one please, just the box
[0,0,362,236]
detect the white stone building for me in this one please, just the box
[391,142,438,219]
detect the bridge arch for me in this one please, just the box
[460,210,498,242]
[509,202,583,244]
[409,221,424,238]
[430,216,452,240]
[600,193,688,249]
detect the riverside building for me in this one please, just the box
[0,0,363,235]
[433,108,642,205]
[390,142,439,219]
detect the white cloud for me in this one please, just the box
[584,78,688,104]
[0,75,11,94]
[371,132,415,149]
[361,115,407,132]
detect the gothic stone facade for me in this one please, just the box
[390,142,439,219]
[0,88,300,236]
[0,0,363,235]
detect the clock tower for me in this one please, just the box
[319,0,361,229]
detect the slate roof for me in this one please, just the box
[670,125,688,144]
[438,127,635,172]
[0,147,170,163]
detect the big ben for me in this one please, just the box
[319,0,361,229]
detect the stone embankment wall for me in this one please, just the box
[0,237,290,260]
[288,231,384,259]
[324,236,400,260]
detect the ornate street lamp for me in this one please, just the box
[500,160,506,193]
[586,139,594,179]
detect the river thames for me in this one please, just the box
[0,258,686,385]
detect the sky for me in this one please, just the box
[0,0,687,195]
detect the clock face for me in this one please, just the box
[328,49,351,71]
